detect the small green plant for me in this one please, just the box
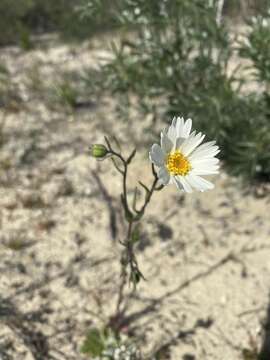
[81,327,141,359]
[54,80,79,109]
[48,68,97,111]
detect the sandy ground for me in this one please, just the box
[0,34,270,360]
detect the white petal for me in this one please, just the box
[167,122,177,143]
[177,176,193,193]
[194,140,216,150]
[181,132,205,157]
[149,144,165,166]
[188,174,214,192]
[185,173,201,190]
[172,176,183,191]
[189,146,220,160]
[166,116,193,144]
[191,167,219,175]
[176,117,184,137]
[192,165,219,173]
[172,116,177,127]
[189,146,220,161]
[191,158,219,167]
[175,136,186,150]
[192,163,220,171]
[157,166,170,185]
[190,141,216,153]
[189,141,217,156]
[182,118,192,138]
[161,132,173,153]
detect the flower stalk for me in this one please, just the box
[90,116,219,327]
[104,136,162,293]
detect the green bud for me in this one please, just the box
[89,144,108,159]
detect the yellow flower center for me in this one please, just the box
[166,150,191,176]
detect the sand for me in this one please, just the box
[0,32,270,360]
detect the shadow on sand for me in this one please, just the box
[259,299,270,360]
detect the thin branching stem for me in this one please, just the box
[104,137,163,318]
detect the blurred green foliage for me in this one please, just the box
[0,0,266,46]
[0,62,22,111]
[0,0,117,46]
[53,80,79,110]
[0,0,32,45]
[239,10,270,85]
[224,0,268,17]
[82,0,270,183]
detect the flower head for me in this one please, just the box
[149,117,220,193]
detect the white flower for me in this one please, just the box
[149,116,220,193]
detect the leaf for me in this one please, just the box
[131,224,140,244]
[80,328,105,356]
[126,148,136,164]
[130,269,141,287]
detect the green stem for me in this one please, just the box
[104,138,164,315]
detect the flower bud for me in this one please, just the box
[89,144,108,159]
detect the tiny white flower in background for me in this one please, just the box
[149,116,220,193]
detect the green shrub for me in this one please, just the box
[0,0,118,46]
[239,10,270,86]
[0,0,33,45]
[82,0,270,183]
[0,0,266,46]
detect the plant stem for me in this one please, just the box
[136,164,160,217]
[104,138,163,318]
[115,219,133,314]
